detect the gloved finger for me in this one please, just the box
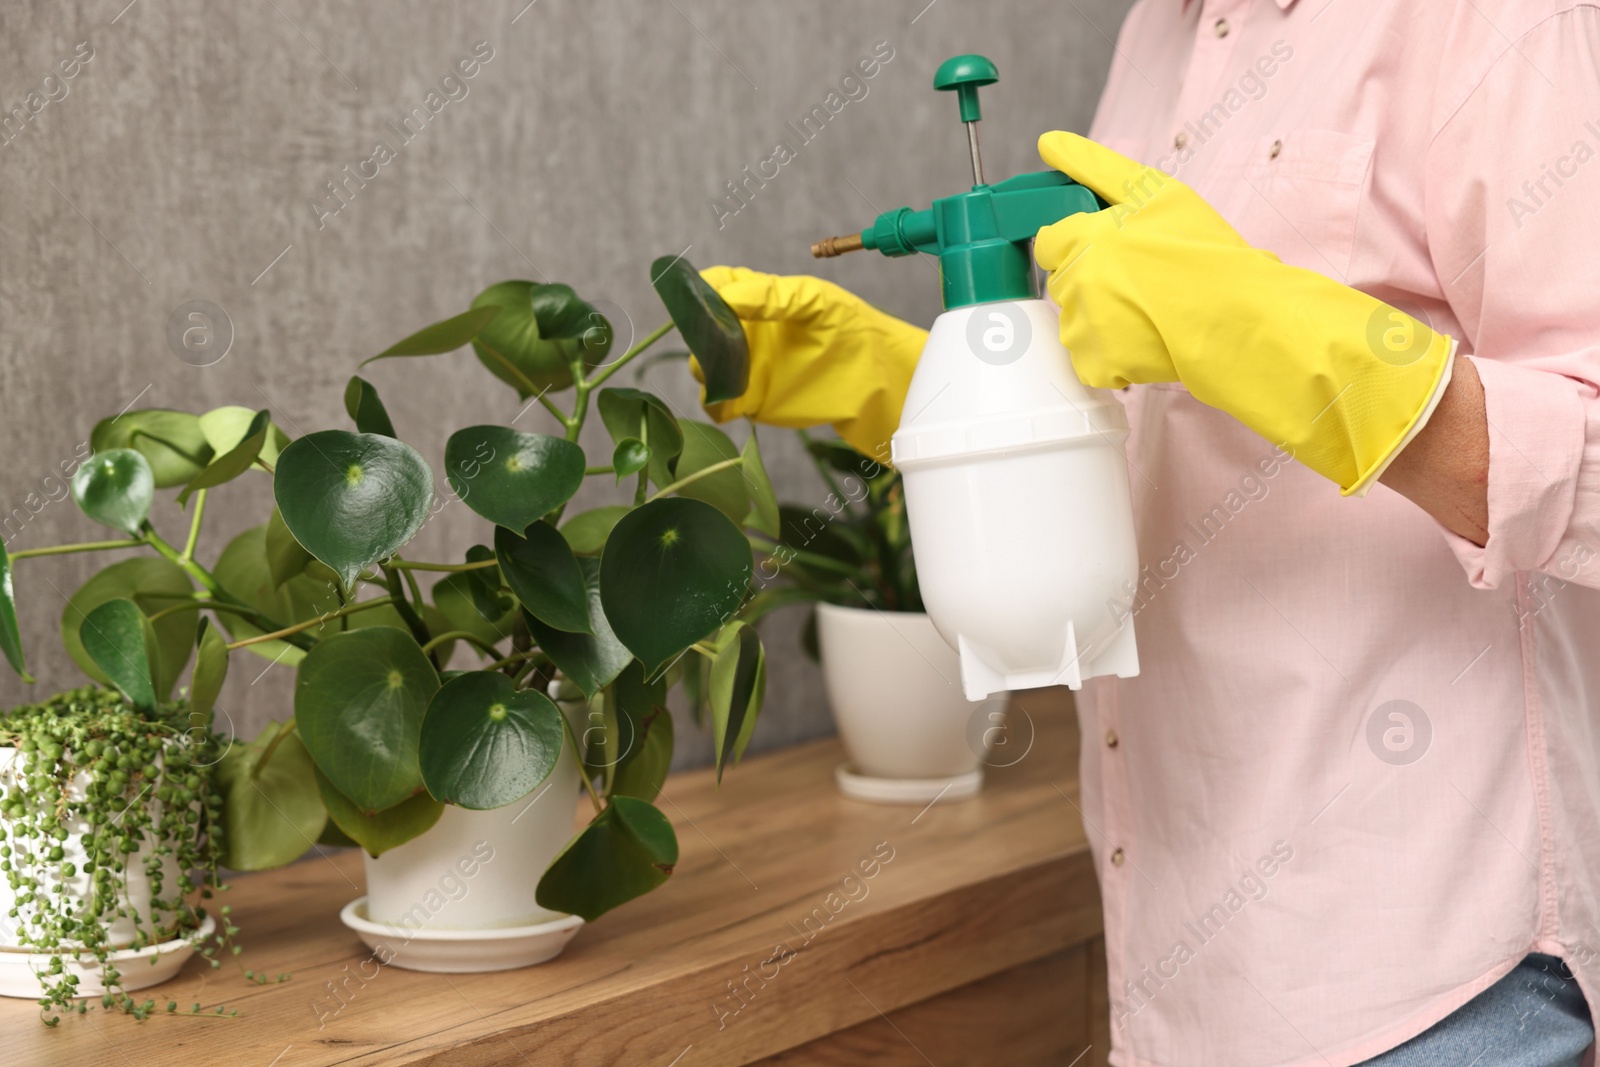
[699,265,744,293]
[1038,131,1156,207]
[699,267,841,325]
[1034,203,1118,273]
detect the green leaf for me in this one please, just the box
[90,409,213,488]
[445,426,585,532]
[613,706,672,802]
[343,376,397,438]
[805,436,893,482]
[0,539,29,681]
[318,818,360,849]
[62,558,195,700]
[419,671,566,809]
[740,584,819,626]
[71,449,153,534]
[213,524,340,666]
[709,623,765,782]
[264,507,313,589]
[360,306,502,364]
[600,498,752,674]
[679,648,710,728]
[610,663,672,802]
[190,618,228,725]
[462,545,506,619]
[293,627,439,813]
[469,281,612,396]
[314,765,442,858]
[198,406,289,467]
[671,421,749,523]
[80,598,157,710]
[524,556,631,697]
[778,504,866,568]
[273,430,434,589]
[612,439,650,481]
[179,409,271,504]
[650,255,748,404]
[432,572,515,649]
[535,795,678,921]
[496,521,590,634]
[597,388,684,476]
[560,506,630,557]
[215,721,327,870]
[740,428,780,538]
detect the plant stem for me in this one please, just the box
[141,527,318,651]
[632,414,650,505]
[746,536,868,579]
[251,720,299,780]
[398,562,426,613]
[7,538,143,561]
[143,527,222,597]
[484,647,543,672]
[146,599,253,625]
[561,714,605,816]
[476,337,570,427]
[796,428,860,520]
[386,558,499,573]
[648,457,744,502]
[225,597,395,650]
[587,320,673,389]
[380,564,434,653]
[181,490,207,563]
[585,465,614,476]
[419,630,501,657]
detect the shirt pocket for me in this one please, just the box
[1207,129,1375,281]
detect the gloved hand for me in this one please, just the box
[692,267,927,460]
[1033,132,1455,496]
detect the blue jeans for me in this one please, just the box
[1359,954,1593,1066]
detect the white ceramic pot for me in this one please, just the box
[816,603,1006,800]
[351,728,584,971]
[0,747,184,953]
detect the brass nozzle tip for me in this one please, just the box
[811,233,865,258]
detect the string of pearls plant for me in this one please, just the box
[0,686,275,1025]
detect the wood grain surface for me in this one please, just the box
[1,688,1102,1066]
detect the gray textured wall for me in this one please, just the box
[0,0,1130,768]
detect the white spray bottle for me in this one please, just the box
[811,54,1141,701]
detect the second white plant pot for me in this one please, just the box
[347,732,584,973]
[816,603,1006,803]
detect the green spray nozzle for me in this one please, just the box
[809,54,1104,310]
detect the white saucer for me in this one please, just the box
[0,914,215,999]
[339,897,584,973]
[833,763,984,805]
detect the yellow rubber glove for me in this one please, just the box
[692,267,927,461]
[1033,132,1455,496]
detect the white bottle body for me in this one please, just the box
[891,298,1141,700]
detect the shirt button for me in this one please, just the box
[1269,139,1283,159]
[1214,17,1230,37]
[1111,848,1127,867]
[1174,131,1189,150]
[1105,729,1119,749]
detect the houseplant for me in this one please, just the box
[0,255,777,976]
[0,686,246,1023]
[738,435,1002,802]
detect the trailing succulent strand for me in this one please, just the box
[0,686,251,1025]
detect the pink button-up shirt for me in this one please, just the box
[1074,2,1600,1064]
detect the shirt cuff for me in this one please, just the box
[1440,355,1586,589]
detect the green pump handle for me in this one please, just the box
[810,53,1105,310]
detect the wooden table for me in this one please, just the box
[4,688,1107,1066]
